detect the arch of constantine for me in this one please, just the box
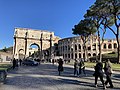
[13,28,60,59]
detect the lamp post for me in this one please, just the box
[25,32,28,58]
[40,33,43,60]
[50,34,52,61]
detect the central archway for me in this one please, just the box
[29,43,40,59]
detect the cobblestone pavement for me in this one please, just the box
[0,63,120,90]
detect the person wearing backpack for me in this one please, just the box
[78,58,86,75]
[94,61,106,89]
[74,59,79,76]
[104,59,114,88]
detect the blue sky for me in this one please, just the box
[0,0,116,49]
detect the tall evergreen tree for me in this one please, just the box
[72,18,97,60]
[85,0,120,63]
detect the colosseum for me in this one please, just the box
[58,35,117,61]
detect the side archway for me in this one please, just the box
[18,49,25,60]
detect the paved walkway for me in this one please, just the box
[0,63,120,90]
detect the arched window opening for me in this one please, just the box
[83,53,85,58]
[71,53,73,59]
[88,53,91,56]
[75,44,77,51]
[114,43,117,49]
[79,53,81,58]
[88,46,91,51]
[79,44,81,50]
[75,53,77,58]
[103,44,106,49]
[93,53,96,56]
[108,44,112,49]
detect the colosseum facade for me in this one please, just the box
[58,35,117,60]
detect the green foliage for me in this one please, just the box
[0,64,12,70]
[72,18,97,36]
[84,0,120,63]
[0,46,13,53]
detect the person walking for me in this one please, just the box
[19,59,22,66]
[74,59,79,76]
[94,61,106,89]
[78,58,86,75]
[78,59,82,75]
[16,59,19,67]
[104,59,114,88]
[12,58,16,69]
[52,59,55,65]
[80,58,86,75]
[58,58,63,75]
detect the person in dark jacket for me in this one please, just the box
[58,58,63,75]
[104,59,114,88]
[74,59,79,76]
[13,58,16,69]
[94,61,106,89]
[19,59,22,66]
[79,58,86,75]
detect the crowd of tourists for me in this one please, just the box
[74,58,86,76]
[57,58,114,89]
[93,59,114,89]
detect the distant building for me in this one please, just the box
[0,51,13,62]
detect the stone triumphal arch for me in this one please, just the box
[13,28,60,59]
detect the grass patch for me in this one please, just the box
[67,61,120,71]
[112,63,120,71]
[0,63,12,70]
[102,53,117,58]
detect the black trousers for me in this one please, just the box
[79,67,86,75]
[95,75,105,86]
[105,74,113,87]
[74,68,78,75]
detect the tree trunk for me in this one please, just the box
[116,34,120,64]
[98,30,102,62]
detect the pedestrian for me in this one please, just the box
[58,58,63,75]
[16,59,19,67]
[80,58,86,75]
[19,59,22,66]
[78,58,86,75]
[78,59,82,75]
[74,59,79,76]
[52,59,54,65]
[93,61,106,89]
[104,59,114,88]
[13,58,16,69]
